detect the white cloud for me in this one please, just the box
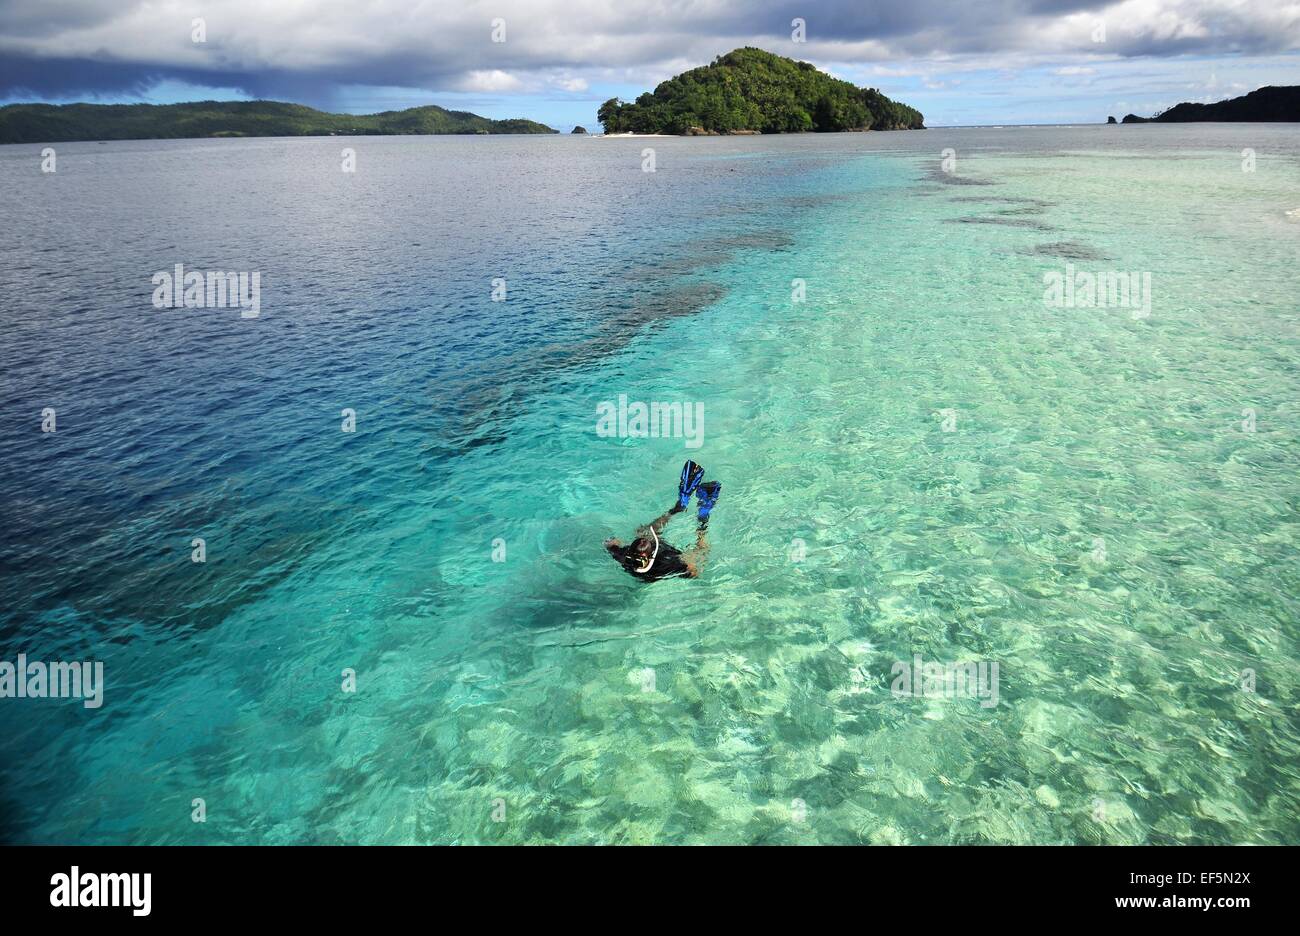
[456,70,524,93]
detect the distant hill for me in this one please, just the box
[1122,86,1300,123]
[597,47,924,134]
[0,100,557,144]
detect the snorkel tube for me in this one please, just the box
[633,527,660,574]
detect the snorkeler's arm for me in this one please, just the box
[637,504,683,537]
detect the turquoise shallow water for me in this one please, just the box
[1,127,1297,843]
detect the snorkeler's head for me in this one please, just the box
[629,529,659,572]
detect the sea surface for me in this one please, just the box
[1,125,1297,844]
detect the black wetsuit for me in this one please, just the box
[609,541,692,582]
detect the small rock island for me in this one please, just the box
[597,47,924,135]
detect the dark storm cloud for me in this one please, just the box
[0,54,347,108]
[0,1,1295,102]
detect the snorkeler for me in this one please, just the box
[604,460,721,582]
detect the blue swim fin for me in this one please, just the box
[677,460,705,510]
[696,481,721,523]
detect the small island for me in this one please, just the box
[1121,86,1299,123]
[0,100,557,145]
[597,47,924,135]
[571,126,588,134]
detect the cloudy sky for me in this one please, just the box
[1,1,1297,128]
